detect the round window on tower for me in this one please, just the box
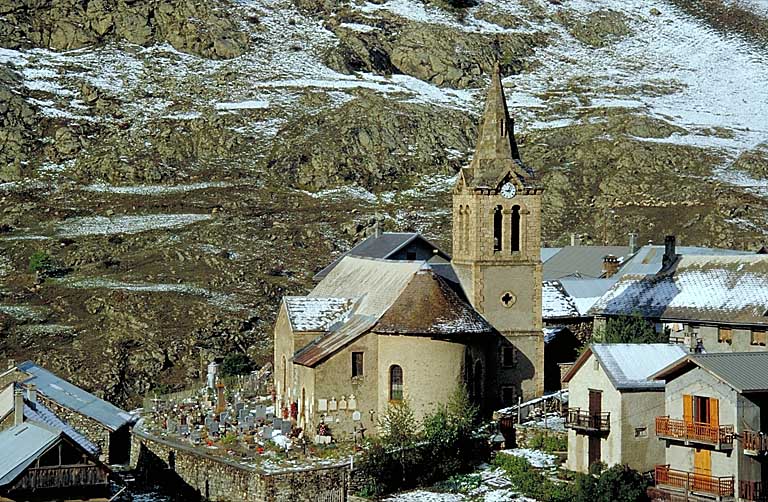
[500,291,517,308]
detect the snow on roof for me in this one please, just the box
[619,245,751,276]
[591,344,688,391]
[542,281,580,320]
[590,255,768,324]
[284,297,355,332]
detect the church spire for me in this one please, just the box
[471,63,520,165]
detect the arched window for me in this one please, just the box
[389,365,403,401]
[511,205,521,252]
[457,206,465,253]
[493,205,503,252]
[473,361,483,402]
[464,206,471,253]
[281,355,287,397]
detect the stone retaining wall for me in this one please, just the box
[131,427,355,501]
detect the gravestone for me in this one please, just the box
[254,405,266,419]
[280,420,292,435]
[220,412,229,424]
[167,419,177,434]
[209,421,219,435]
[262,426,273,439]
[179,424,189,435]
[352,411,362,422]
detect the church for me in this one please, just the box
[273,65,544,438]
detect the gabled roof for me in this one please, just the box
[284,297,355,332]
[542,246,631,281]
[562,344,687,391]
[559,278,618,316]
[0,422,60,487]
[652,352,768,393]
[313,232,449,281]
[618,245,751,276]
[16,361,135,432]
[589,255,768,324]
[375,269,494,335]
[542,281,580,320]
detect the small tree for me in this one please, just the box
[379,399,419,486]
[593,464,649,502]
[592,311,665,344]
[28,251,55,275]
[220,353,256,377]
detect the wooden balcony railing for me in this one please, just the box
[743,430,768,455]
[655,465,734,498]
[740,480,767,501]
[566,409,610,433]
[655,416,734,448]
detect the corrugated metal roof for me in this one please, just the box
[284,297,355,332]
[668,353,768,393]
[589,255,768,324]
[541,248,562,263]
[0,422,59,486]
[592,344,687,391]
[25,400,100,456]
[310,257,423,318]
[542,281,580,320]
[313,233,450,281]
[559,278,618,316]
[375,270,494,335]
[619,245,751,276]
[543,246,631,281]
[17,361,134,432]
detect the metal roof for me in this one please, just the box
[0,422,59,486]
[25,400,100,456]
[283,297,355,332]
[589,255,768,324]
[653,352,768,393]
[559,278,618,316]
[542,246,631,281]
[541,248,562,263]
[17,361,134,432]
[313,232,450,281]
[564,344,687,391]
[619,245,751,276]
[542,281,580,320]
[292,314,378,367]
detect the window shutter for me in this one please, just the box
[709,398,719,428]
[683,394,693,423]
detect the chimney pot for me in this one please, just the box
[629,233,638,253]
[570,233,580,247]
[663,235,677,269]
[14,389,24,426]
[602,255,620,278]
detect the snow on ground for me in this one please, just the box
[384,491,465,502]
[498,448,557,469]
[82,182,231,195]
[56,214,212,236]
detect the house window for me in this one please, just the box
[493,205,503,252]
[502,386,516,407]
[751,329,767,346]
[511,205,521,252]
[389,365,403,401]
[503,347,516,367]
[634,427,648,438]
[352,352,364,377]
[718,327,732,344]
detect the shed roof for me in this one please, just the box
[375,270,494,335]
[313,232,449,281]
[542,246,631,281]
[619,245,751,276]
[283,297,355,332]
[652,352,768,393]
[589,255,768,324]
[16,361,135,432]
[0,422,60,486]
[563,343,687,391]
[542,281,580,320]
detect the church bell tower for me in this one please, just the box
[452,64,544,401]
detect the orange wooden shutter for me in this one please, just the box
[709,398,719,428]
[683,394,693,423]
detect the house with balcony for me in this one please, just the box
[651,352,768,501]
[590,252,768,354]
[562,343,687,473]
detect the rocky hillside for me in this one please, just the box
[1,0,767,405]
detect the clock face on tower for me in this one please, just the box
[500,182,517,199]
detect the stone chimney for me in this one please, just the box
[662,235,677,269]
[629,233,638,254]
[26,384,37,410]
[602,255,620,278]
[570,233,581,247]
[14,388,24,426]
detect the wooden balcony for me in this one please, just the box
[566,409,610,434]
[740,480,767,502]
[743,430,768,456]
[655,416,734,449]
[655,465,734,498]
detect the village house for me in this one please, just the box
[0,361,135,465]
[274,65,546,439]
[590,247,768,353]
[0,388,110,500]
[562,344,687,473]
[651,352,768,501]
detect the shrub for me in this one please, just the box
[593,464,649,502]
[433,473,482,494]
[529,432,567,452]
[28,251,55,275]
[220,353,256,376]
[592,311,666,344]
